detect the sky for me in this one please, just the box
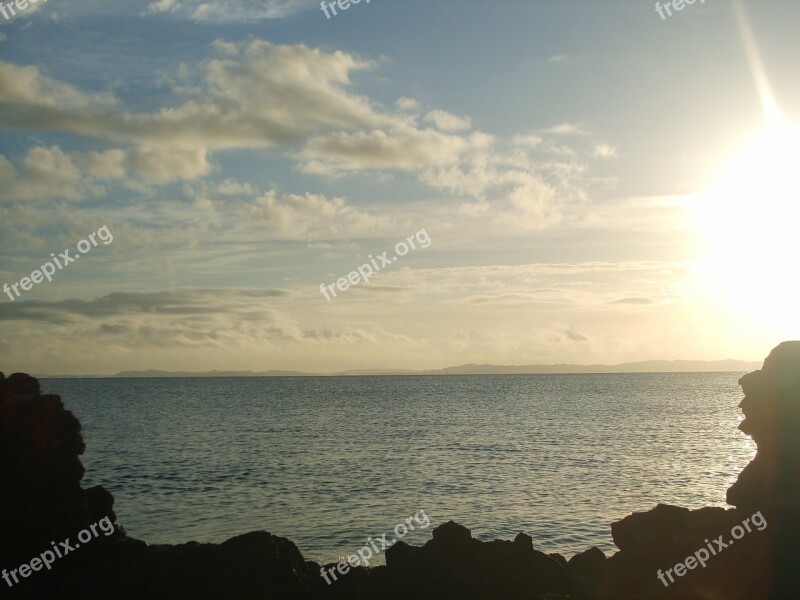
[1,0,799,375]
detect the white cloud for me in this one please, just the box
[299,126,478,174]
[215,179,256,196]
[79,149,129,180]
[395,97,420,112]
[0,41,597,233]
[244,191,387,239]
[593,143,618,158]
[419,136,589,230]
[0,43,384,151]
[542,122,590,136]
[129,144,211,183]
[145,0,319,21]
[0,61,116,109]
[423,109,473,132]
[513,134,543,148]
[0,146,102,201]
[0,143,213,201]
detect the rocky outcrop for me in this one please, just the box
[321,521,569,599]
[728,341,800,511]
[0,372,94,568]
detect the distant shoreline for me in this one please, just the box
[35,359,761,378]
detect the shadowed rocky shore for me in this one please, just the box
[2,342,799,599]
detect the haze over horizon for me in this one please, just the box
[29,356,762,378]
[2,0,799,375]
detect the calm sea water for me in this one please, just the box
[41,373,754,564]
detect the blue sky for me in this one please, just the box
[1,0,799,374]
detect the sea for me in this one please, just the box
[41,373,755,565]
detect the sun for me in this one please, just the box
[693,119,800,336]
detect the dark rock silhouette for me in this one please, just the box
[321,521,568,599]
[2,342,799,599]
[0,372,94,567]
[728,341,800,511]
[567,547,605,598]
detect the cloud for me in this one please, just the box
[299,127,478,174]
[0,287,410,355]
[0,143,212,201]
[0,41,597,233]
[423,109,472,132]
[561,325,589,342]
[243,191,386,239]
[0,258,707,373]
[80,149,129,180]
[0,146,103,201]
[0,42,383,151]
[0,42,491,180]
[145,0,319,21]
[569,195,690,232]
[128,144,211,183]
[513,134,543,148]
[395,97,420,112]
[542,122,590,136]
[593,143,618,158]
[417,134,595,229]
[611,297,654,305]
[0,288,280,322]
[0,61,116,109]
[213,179,256,196]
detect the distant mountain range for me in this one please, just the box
[411,359,762,375]
[114,369,313,378]
[34,359,762,378]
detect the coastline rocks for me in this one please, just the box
[595,504,769,599]
[567,547,605,598]
[323,520,569,600]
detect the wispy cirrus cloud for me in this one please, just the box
[145,0,320,21]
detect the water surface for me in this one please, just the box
[42,373,754,564]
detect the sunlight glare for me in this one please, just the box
[694,119,800,336]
